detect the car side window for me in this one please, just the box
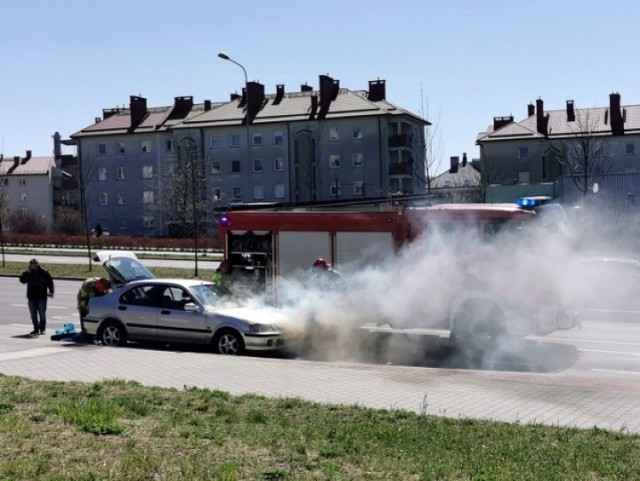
[119,285,157,307]
[160,286,193,310]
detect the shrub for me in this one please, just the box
[52,207,84,236]
[7,209,48,234]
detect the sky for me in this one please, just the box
[1,0,640,175]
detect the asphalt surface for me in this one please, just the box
[2,278,640,434]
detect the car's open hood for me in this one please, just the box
[93,250,155,286]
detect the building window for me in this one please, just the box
[231,160,241,173]
[98,167,107,181]
[211,162,221,175]
[116,167,126,180]
[253,185,264,200]
[626,143,635,156]
[519,171,530,184]
[212,188,221,201]
[253,159,263,172]
[274,157,285,171]
[210,136,220,149]
[274,183,285,199]
[518,147,529,160]
[117,191,126,205]
[143,216,155,228]
[99,192,108,205]
[330,181,341,197]
[329,154,341,168]
[329,127,340,141]
[20,192,27,201]
[273,131,284,145]
[19,178,26,186]
[141,165,153,179]
[353,181,364,196]
[97,144,107,156]
[2,178,7,186]
[230,134,240,147]
[232,186,242,200]
[115,141,125,155]
[352,127,363,140]
[165,139,174,152]
[141,140,152,153]
[352,153,363,168]
[142,191,154,204]
[252,132,262,146]
[118,217,127,230]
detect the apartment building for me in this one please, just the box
[476,93,640,201]
[0,151,60,228]
[71,75,429,236]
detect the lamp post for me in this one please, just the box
[218,52,251,176]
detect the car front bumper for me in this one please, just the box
[243,332,284,351]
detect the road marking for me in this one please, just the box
[538,336,640,347]
[590,368,640,376]
[579,348,640,357]
[10,304,70,310]
[0,347,70,362]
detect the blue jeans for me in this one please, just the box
[28,298,47,332]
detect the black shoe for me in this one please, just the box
[39,330,46,335]
[30,330,39,335]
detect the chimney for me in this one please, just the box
[462,152,468,167]
[53,131,62,159]
[610,92,624,136]
[527,103,535,117]
[535,98,549,136]
[301,83,313,92]
[566,100,575,122]
[21,150,32,164]
[449,156,460,174]
[204,99,212,111]
[129,95,147,129]
[230,92,241,101]
[173,96,193,112]
[240,87,247,107]
[368,79,386,102]
[274,84,285,105]
[318,74,339,117]
[309,94,318,119]
[246,81,265,124]
[493,116,513,130]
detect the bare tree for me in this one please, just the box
[547,109,612,201]
[76,146,99,271]
[0,172,7,267]
[154,135,209,276]
[419,84,443,193]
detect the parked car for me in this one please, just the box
[84,251,284,355]
[567,258,640,321]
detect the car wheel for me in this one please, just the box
[213,329,245,355]
[451,300,505,358]
[98,321,128,347]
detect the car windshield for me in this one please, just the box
[190,284,221,308]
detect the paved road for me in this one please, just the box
[2,277,640,433]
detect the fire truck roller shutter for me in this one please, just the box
[335,232,395,275]
[278,232,331,278]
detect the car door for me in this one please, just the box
[116,283,160,341]
[156,285,209,344]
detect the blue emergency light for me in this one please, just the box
[516,196,551,210]
[219,215,230,227]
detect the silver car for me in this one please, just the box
[84,257,284,354]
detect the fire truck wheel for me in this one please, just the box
[451,300,506,357]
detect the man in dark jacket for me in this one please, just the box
[19,259,54,335]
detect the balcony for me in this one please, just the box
[388,134,412,149]
[388,160,413,176]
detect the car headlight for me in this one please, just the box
[248,323,277,333]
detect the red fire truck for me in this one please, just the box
[216,200,578,352]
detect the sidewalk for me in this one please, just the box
[1,323,639,434]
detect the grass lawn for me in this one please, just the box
[0,261,215,281]
[0,376,638,480]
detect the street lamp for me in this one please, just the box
[218,52,251,173]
